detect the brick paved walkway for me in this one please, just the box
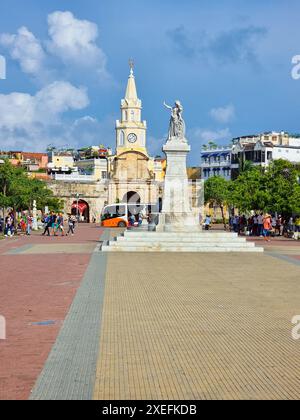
[0,225,103,400]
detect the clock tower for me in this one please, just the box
[116,63,147,155]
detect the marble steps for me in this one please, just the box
[117,236,247,244]
[101,231,264,253]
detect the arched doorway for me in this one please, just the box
[71,200,90,223]
[122,191,141,204]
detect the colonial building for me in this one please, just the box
[231,132,300,178]
[201,132,300,181]
[201,147,231,181]
[109,64,163,205]
[49,65,165,221]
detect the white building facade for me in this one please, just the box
[201,132,300,181]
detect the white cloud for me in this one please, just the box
[0,81,89,150]
[69,115,115,148]
[210,104,235,124]
[189,127,232,144]
[35,81,89,118]
[0,26,46,77]
[0,11,110,82]
[47,11,108,77]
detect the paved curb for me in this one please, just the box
[29,231,110,400]
[266,252,300,267]
[5,244,34,255]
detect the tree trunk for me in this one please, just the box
[1,207,5,236]
[220,205,227,231]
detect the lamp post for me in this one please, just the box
[76,193,80,222]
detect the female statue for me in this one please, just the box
[163,100,186,141]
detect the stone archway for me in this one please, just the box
[71,200,90,223]
[122,191,141,204]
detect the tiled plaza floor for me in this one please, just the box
[93,252,300,400]
[1,227,300,400]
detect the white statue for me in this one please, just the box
[164,100,186,142]
[32,200,38,231]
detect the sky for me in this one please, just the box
[0,0,300,165]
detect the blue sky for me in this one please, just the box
[0,0,300,164]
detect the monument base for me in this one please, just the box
[101,230,263,253]
[156,212,201,232]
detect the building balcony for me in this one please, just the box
[201,160,231,168]
[53,173,102,183]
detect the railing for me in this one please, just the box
[201,160,231,167]
[53,173,100,182]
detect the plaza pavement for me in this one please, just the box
[0,225,300,400]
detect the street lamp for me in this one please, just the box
[76,193,80,222]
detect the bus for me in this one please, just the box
[101,203,160,228]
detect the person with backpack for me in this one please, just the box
[42,214,51,236]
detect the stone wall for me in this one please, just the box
[49,180,108,222]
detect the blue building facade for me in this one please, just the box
[201,148,231,181]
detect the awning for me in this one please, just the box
[72,201,87,214]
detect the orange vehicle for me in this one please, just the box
[101,203,142,228]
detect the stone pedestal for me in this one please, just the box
[157,137,201,232]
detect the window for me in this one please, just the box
[131,110,135,121]
[102,171,107,179]
[267,152,273,160]
[102,205,126,221]
[119,131,125,146]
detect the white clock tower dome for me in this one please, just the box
[115,62,147,155]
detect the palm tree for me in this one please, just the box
[239,158,253,173]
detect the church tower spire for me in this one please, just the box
[125,60,138,101]
[115,61,147,155]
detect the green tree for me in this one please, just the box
[230,159,300,216]
[264,159,300,216]
[230,166,269,213]
[208,141,218,150]
[0,160,62,232]
[204,176,231,229]
[239,159,253,174]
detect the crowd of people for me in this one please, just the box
[0,212,33,237]
[0,211,78,237]
[229,213,300,241]
[42,212,77,237]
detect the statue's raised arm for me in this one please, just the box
[163,101,173,110]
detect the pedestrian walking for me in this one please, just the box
[263,213,272,242]
[66,214,75,236]
[26,215,32,236]
[42,214,51,236]
[257,213,264,237]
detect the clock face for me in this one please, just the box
[128,133,137,143]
